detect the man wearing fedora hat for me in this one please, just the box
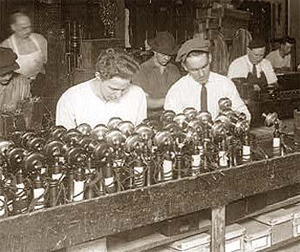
[132,31,180,113]
[164,37,250,121]
[0,47,31,112]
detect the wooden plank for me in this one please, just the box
[108,212,211,252]
[109,233,168,252]
[66,238,107,252]
[226,184,300,223]
[227,193,300,226]
[211,206,226,252]
[1,153,300,251]
[108,226,210,252]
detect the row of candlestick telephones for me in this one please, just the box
[0,98,290,218]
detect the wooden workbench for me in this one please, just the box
[1,147,300,252]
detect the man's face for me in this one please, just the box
[247,47,266,65]
[183,53,211,85]
[100,76,131,101]
[154,51,172,66]
[281,42,293,56]
[12,16,32,39]
[0,72,13,86]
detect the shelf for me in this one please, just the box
[236,194,300,223]
[108,224,210,252]
[107,195,300,252]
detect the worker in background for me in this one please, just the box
[266,36,294,72]
[0,47,31,112]
[227,38,277,92]
[132,32,181,118]
[164,37,250,121]
[56,48,147,130]
[0,12,47,97]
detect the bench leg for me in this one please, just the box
[211,205,226,252]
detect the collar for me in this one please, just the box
[277,48,287,59]
[187,72,212,86]
[245,55,264,70]
[89,78,106,102]
[12,33,33,43]
[149,58,158,69]
[245,55,254,67]
[148,57,171,70]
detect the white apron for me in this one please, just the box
[11,34,45,80]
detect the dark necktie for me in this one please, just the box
[252,64,257,78]
[200,83,208,112]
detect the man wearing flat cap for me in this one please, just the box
[228,38,277,91]
[0,47,31,112]
[164,37,250,121]
[132,32,180,113]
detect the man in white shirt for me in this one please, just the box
[164,37,250,121]
[266,36,294,71]
[228,38,277,91]
[56,48,147,129]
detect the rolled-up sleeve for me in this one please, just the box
[262,59,278,85]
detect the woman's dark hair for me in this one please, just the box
[95,48,140,80]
